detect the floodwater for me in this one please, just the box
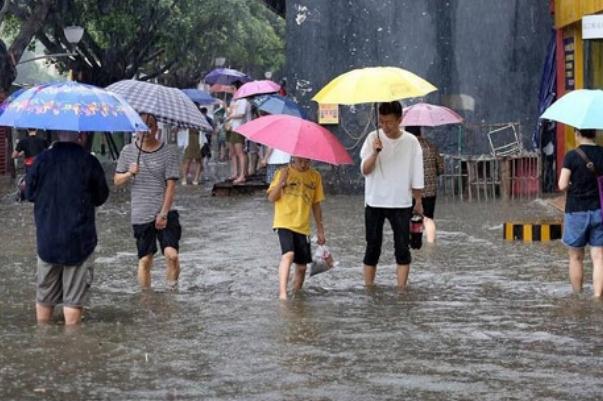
[0,165,601,401]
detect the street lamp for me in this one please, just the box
[17,26,84,65]
[63,26,84,44]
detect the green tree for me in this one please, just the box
[2,0,284,88]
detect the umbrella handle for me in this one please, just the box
[136,133,144,165]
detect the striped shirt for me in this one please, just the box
[116,143,180,224]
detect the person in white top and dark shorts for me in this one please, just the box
[359,101,424,289]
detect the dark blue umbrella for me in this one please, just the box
[0,81,148,132]
[181,88,218,105]
[203,68,251,86]
[254,94,306,118]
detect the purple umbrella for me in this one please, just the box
[203,68,251,86]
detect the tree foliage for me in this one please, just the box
[2,0,285,88]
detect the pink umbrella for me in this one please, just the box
[402,102,463,127]
[235,115,353,165]
[233,80,280,100]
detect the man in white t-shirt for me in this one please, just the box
[359,101,424,288]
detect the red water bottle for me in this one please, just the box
[409,213,423,250]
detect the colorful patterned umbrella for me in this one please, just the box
[106,80,210,130]
[0,81,148,132]
[233,80,280,100]
[235,115,353,165]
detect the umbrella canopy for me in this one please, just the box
[402,102,463,127]
[233,80,280,100]
[0,81,148,132]
[540,89,603,129]
[209,84,235,94]
[253,94,306,118]
[106,80,210,130]
[312,66,437,105]
[203,68,251,86]
[235,115,352,165]
[181,88,218,105]
[0,87,27,116]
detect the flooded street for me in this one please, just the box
[0,168,601,401]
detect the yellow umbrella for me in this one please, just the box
[312,66,437,104]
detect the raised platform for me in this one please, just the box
[211,178,269,196]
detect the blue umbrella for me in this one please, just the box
[0,81,148,132]
[203,68,251,86]
[0,87,27,116]
[253,94,306,118]
[181,88,218,105]
[540,89,603,129]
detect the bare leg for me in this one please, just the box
[568,247,584,294]
[292,264,307,290]
[363,264,377,286]
[234,143,247,183]
[228,143,237,179]
[63,307,82,325]
[278,252,294,300]
[138,255,154,289]
[397,264,410,288]
[181,159,191,185]
[193,160,203,184]
[36,304,53,323]
[248,152,258,176]
[590,246,603,297]
[164,247,180,287]
[424,217,436,243]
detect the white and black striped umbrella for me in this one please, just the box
[106,80,211,130]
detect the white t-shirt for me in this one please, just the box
[360,129,424,208]
[229,98,251,129]
[267,148,291,165]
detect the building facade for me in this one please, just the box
[553,0,603,174]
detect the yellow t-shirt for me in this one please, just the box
[268,166,325,235]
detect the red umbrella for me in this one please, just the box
[233,80,280,100]
[235,115,353,165]
[402,102,463,127]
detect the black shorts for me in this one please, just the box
[422,196,437,219]
[132,210,181,259]
[277,228,312,265]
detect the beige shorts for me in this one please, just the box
[36,254,94,308]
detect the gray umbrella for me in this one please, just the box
[106,79,211,130]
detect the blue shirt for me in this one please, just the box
[26,142,109,265]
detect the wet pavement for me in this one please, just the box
[0,164,601,401]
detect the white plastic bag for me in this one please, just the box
[309,244,335,277]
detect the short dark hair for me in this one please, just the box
[578,129,597,139]
[378,101,402,118]
[405,126,421,136]
[233,80,244,89]
[200,107,207,113]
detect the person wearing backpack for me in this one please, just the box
[558,128,603,298]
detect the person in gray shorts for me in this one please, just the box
[26,131,109,325]
[114,113,181,289]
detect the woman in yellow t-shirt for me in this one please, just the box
[267,157,326,300]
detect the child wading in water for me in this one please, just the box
[267,157,326,300]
